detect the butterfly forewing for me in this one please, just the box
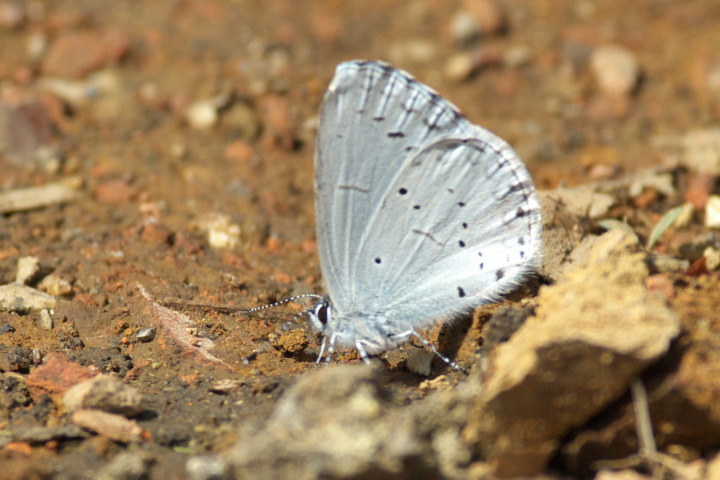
[367,137,541,326]
[315,60,542,329]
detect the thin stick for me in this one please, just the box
[631,377,659,477]
[0,178,81,213]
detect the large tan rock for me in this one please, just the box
[465,230,680,478]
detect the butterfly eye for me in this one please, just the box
[314,303,329,325]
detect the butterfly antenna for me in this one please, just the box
[243,293,325,314]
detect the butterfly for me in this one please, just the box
[299,60,543,365]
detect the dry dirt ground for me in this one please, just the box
[1,1,720,479]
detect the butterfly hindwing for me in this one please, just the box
[355,136,541,327]
[315,60,542,331]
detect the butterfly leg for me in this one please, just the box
[407,330,467,373]
[316,335,329,364]
[320,332,340,364]
[354,342,373,365]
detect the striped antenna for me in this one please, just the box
[160,293,324,315]
[242,294,325,314]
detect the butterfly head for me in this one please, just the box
[306,296,332,333]
[306,297,413,362]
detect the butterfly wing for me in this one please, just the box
[315,60,542,328]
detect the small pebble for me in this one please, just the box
[96,452,150,480]
[38,309,53,330]
[0,282,58,311]
[503,45,532,68]
[38,274,73,296]
[449,10,481,45]
[64,374,144,417]
[0,324,16,334]
[221,102,260,141]
[188,92,233,130]
[186,455,231,480]
[16,256,40,285]
[459,0,504,37]
[186,99,219,130]
[444,52,475,82]
[206,216,241,250]
[0,2,25,28]
[649,253,690,273]
[406,349,434,376]
[2,346,32,372]
[705,195,720,228]
[674,202,695,228]
[590,44,639,96]
[705,247,720,271]
[273,330,309,354]
[136,327,156,343]
[682,129,720,176]
[209,379,244,394]
[32,348,43,365]
[72,409,143,443]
